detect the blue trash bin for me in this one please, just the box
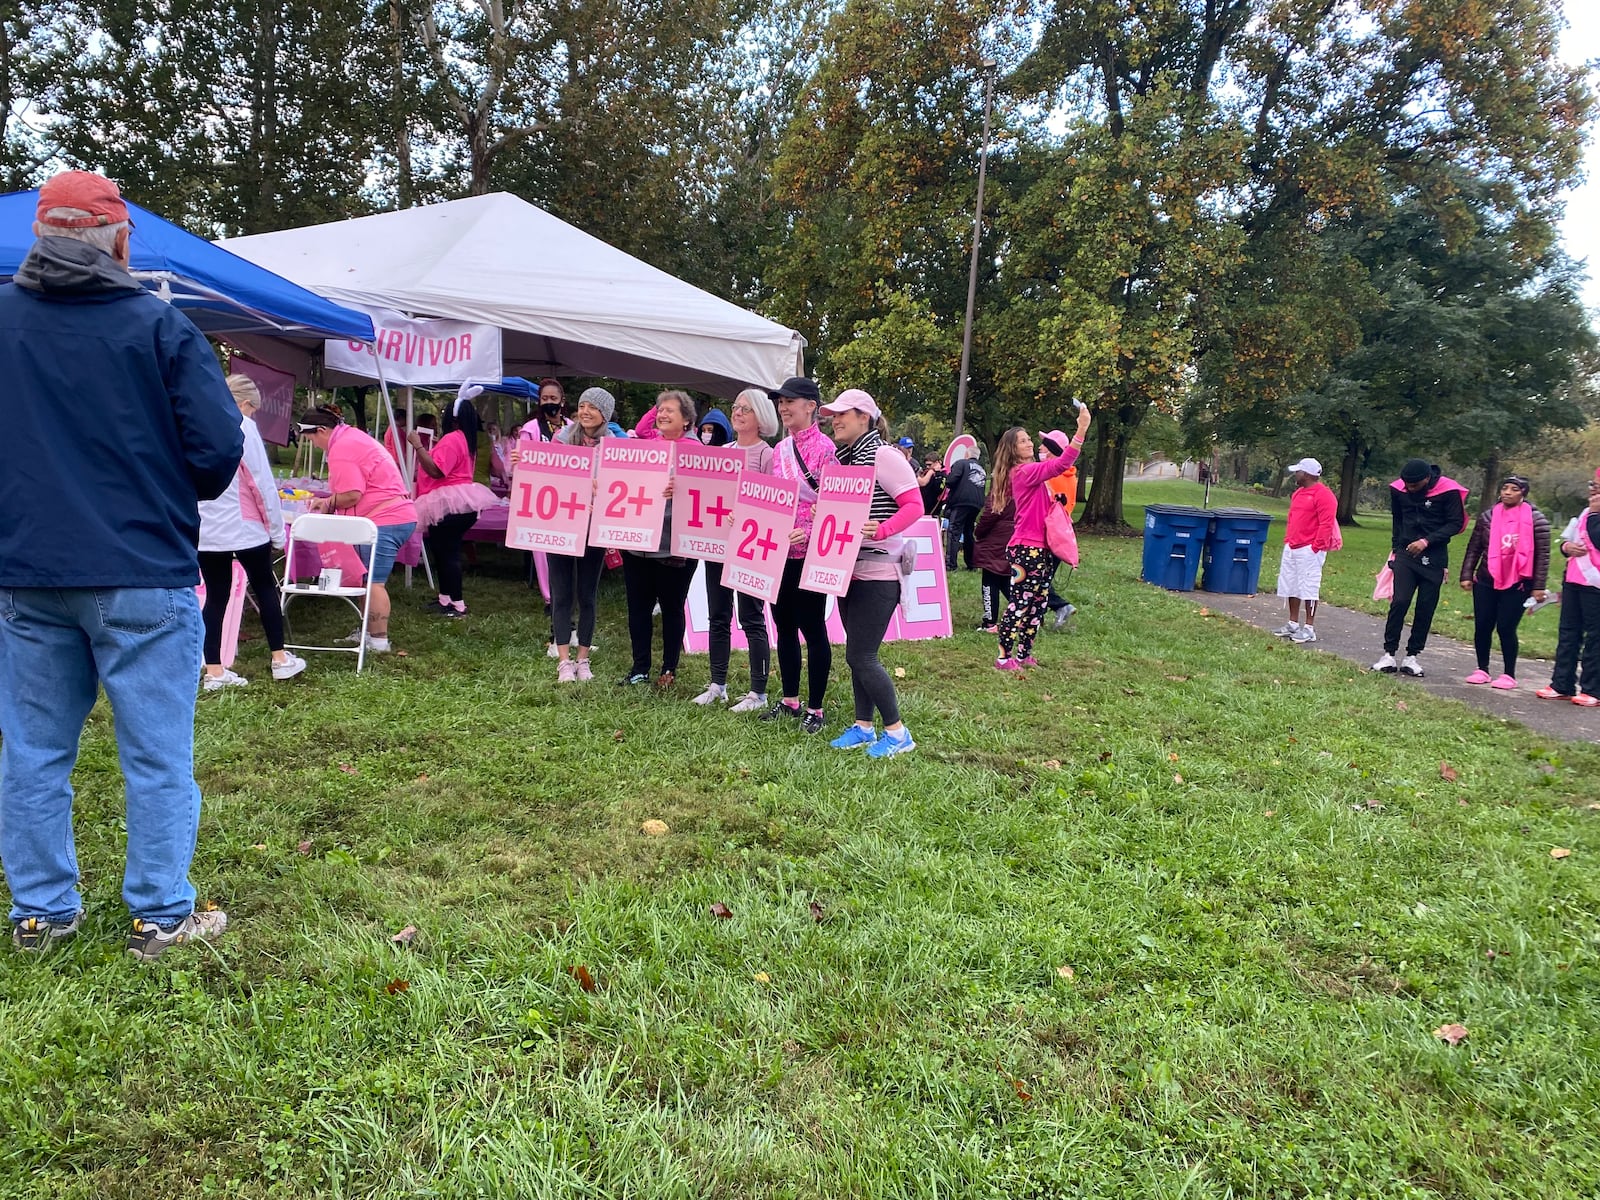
[1201,508,1274,594]
[1141,504,1210,591]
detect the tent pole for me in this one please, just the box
[372,362,434,591]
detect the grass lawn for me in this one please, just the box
[2,527,1598,1198]
[1118,481,1564,663]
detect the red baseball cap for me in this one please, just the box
[36,170,133,229]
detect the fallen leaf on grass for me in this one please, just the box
[1587,803,1600,812]
[338,762,358,775]
[415,773,429,783]
[1551,847,1572,859]
[1485,949,1500,961]
[754,972,771,984]
[1056,964,1075,980]
[394,650,409,658]
[296,840,313,855]
[640,819,670,837]
[1396,701,1409,712]
[1433,1023,1469,1046]
[250,843,267,851]
[1121,688,1136,696]
[1099,751,1113,762]
[612,729,626,743]
[1006,1076,1033,1102]
[1041,693,1054,701]
[1352,798,1384,813]
[893,667,906,678]
[391,925,419,947]
[1458,798,1469,807]
[1197,607,1212,617]
[1173,774,1184,784]
[1041,759,1062,770]
[1439,762,1459,783]
[568,964,597,992]
[808,900,826,923]
[1164,674,1190,682]
[1263,810,1276,818]
[385,979,410,995]
[1167,752,1180,763]
[709,902,733,920]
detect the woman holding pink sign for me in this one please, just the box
[762,377,839,734]
[550,387,619,681]
[695,388,780,710]
[620,390,700,689]
[994,404,1092,671]
[819,390,924,758]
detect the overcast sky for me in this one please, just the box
[1559,6,1599,313]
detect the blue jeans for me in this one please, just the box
[356,521,417,586]
[0,587,204,925]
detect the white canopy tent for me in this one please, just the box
[218,192,806,399]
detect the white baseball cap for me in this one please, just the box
[1286,457,1322,476]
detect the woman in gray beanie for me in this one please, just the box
[551,386,620,681]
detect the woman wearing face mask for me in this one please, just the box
[817,389,924,758]
[761,377,839,734]
[548,387,620,681]
[619,390,699,688]
[520,378,568,442]
[697,409,732,446]
[694,388,779,710]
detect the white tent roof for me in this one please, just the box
[218,192,805,399]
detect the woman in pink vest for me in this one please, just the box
[1536,475,1600,705]
[1457,474,1549,689]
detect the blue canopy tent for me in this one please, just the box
[0,190,375,379]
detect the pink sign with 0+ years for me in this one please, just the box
[799,464,876,596]
[723,471,799,603]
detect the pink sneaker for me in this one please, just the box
[558,659,578,683]
[994,656,1023,672]
[1464,670,1491,685]
[1019,656,1040,668]
[1489,674,1517,690]
[575,659,593,682]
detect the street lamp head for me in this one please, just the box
[981,57,998,71]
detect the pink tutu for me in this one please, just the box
[415,481,500,528]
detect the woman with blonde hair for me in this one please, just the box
[196,374,304,688]
[695,387,781,710]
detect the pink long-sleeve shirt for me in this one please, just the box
[1009,446,1081,549]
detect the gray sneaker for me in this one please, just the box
[1399,655,1424,678]
[1290,626,1317,644]
[12,911,83,952]
[127,908,228,962]
[1272,622,1299,638]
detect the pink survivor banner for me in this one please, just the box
[683,516,952,651]
[799,465,876,597]
[505,444,595,555]
[669,444,744,560]
[591,439,673,551]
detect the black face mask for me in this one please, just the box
[540,402,562,417]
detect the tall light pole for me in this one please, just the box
[953,57,997,440]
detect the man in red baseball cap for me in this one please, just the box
[0,169,243,962]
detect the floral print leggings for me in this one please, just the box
[998,545,1056,660]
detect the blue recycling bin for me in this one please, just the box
[1201,507,1274,594]
[1141,504,1210,591]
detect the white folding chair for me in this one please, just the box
[280,513,380,673]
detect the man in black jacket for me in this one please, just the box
[942,452,987,571]
[1373,458,1467,678]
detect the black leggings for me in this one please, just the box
[424,510,479,603]
[1472,578,1529,675]
[771,555,832,709]
[622,552,697,676]
[549,547,606,648]
[199,542,284,664]
[705,560,770,692]
[1551,580,1600,696]
[839,577,901,725]
[980,570,1010,625]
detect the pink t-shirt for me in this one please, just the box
[414,430,474,498]
[854,445,924,581]
[327,425,418,526]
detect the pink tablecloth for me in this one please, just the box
[282,489,422,585]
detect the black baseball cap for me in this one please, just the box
[768,377,821,404]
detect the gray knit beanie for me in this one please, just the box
[577,386,616,423]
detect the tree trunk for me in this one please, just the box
[1336,437,1363,526]
[1480,450,1500,507]
[1079,401,1144,530]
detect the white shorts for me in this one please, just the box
[1275,545,1326,600]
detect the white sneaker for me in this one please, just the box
[546,641,559,658]
[202,669,247,691]
[1272,622,1300,638]
[1053,604,1075,631]
[271,652,307,681]
[1372,653,1397,673]
[1399,655,1424,677]
[729,691,768,713]
[339,627,366,645]
[364,635,391,654]
[692,683,728,705]
[1290,626,1317,644]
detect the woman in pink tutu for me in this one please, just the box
[409,390,500,618]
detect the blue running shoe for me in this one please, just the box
[866,728,916,759]
[830,724,876,749]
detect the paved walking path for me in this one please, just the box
[1186,588,1600,745]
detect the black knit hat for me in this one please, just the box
[1399,458,1431,484]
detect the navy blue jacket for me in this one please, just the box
[0,237,244,587]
